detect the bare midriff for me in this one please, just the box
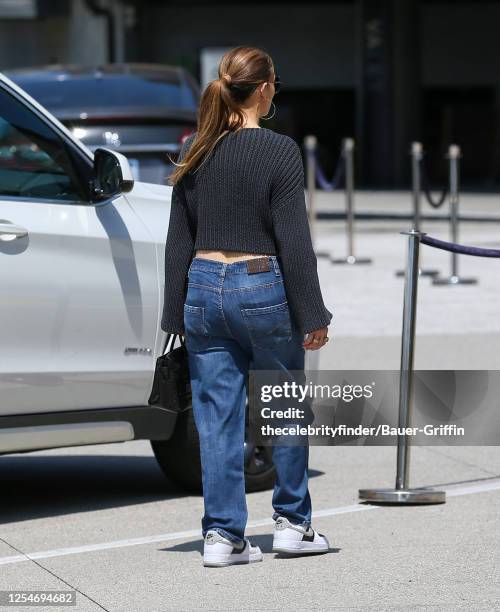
[194,249,274,263]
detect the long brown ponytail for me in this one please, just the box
[168,46,274,186]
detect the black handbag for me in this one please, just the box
[148,333,191,412]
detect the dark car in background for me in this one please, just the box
[4,63,199,185]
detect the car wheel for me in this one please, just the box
[151,398,276,494]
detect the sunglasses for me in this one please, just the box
[235,75,281,98]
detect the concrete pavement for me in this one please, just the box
[0,443,498,611]
[1,191,499,611]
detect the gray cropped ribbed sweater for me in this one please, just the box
[160,127,333,335]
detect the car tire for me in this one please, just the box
[151,398,276,494]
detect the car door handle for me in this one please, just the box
[0,223,29,239]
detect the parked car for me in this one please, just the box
[0,71,275,493]
[3,63,199,186]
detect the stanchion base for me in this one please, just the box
[358,488,446,504]
[331,255,372,265]
[395,268,439,278]
[432,275,478,285]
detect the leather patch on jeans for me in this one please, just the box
[246,257,271,274]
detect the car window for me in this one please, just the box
[0,87,87,201]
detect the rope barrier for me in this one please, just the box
[313,148,345,191]
[421,234,500,258]
[420,162,448,209]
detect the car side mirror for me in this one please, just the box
[91,148,134,200]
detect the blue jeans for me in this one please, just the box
[183,255,312,544]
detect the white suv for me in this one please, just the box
[0,72,275,493]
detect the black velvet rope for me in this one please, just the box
[312,148,345,191]
[421,234,500,258]
[420,162,448,209]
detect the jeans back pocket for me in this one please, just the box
[184,303,210,352]
[241,300,292,350]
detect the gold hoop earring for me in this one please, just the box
[260,100,276,121]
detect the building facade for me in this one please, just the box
[1,0,498,188]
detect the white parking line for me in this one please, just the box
[0,478,498,567]
[444,480,500,497]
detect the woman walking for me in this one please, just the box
[161,46,333,567]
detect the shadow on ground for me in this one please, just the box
[0,455,323,524]
[162,533,340,557]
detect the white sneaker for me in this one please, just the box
[272,516,330,554]
[203,530,263,567]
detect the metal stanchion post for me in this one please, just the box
[331,138,372,265]
[345,138,355,257]
[433,145,477,285]
[359,230,446,504]
[304,135,329,259]
[303,134,322,371]
[396,142,439,278]
[304,135,317,241]
[412,143,422,232]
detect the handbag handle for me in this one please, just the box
[162,332,185,354]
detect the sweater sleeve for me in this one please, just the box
[160,136,196,334]
[270,137,333,335]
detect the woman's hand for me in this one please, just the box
[302,326,330,350]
